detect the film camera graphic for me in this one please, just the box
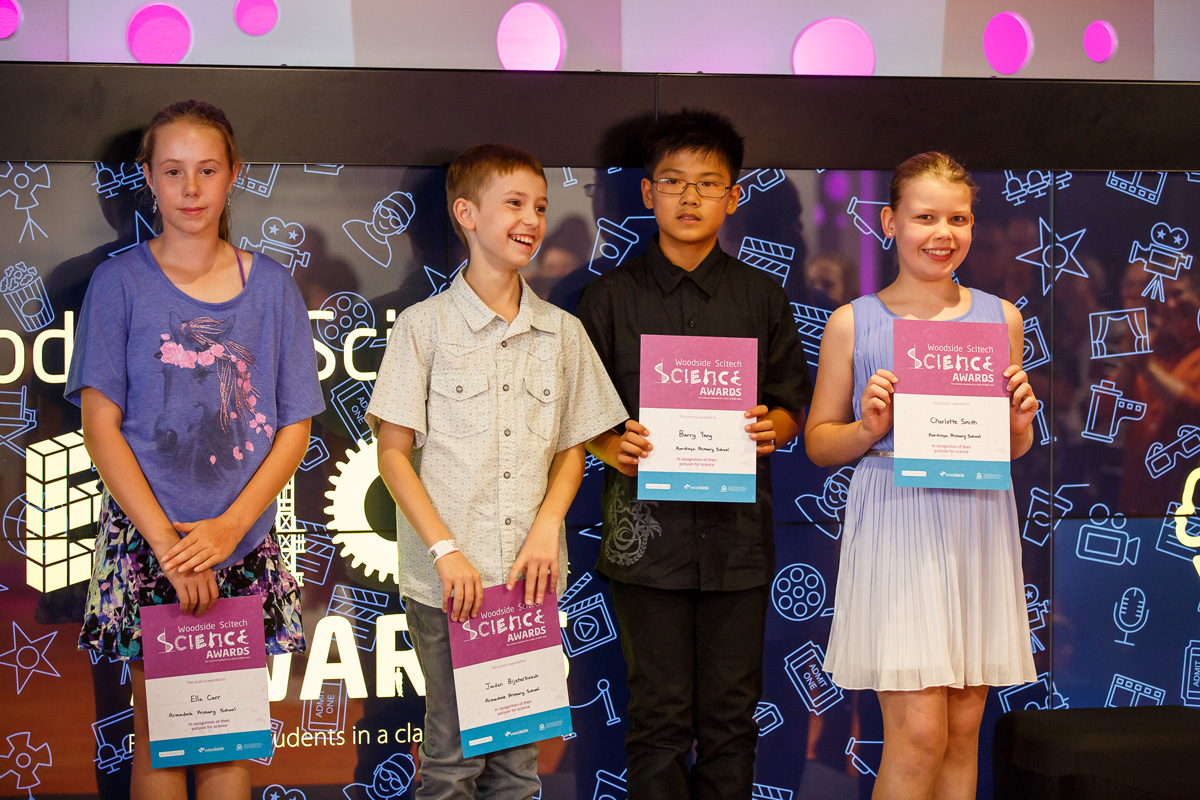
[240,217,311,275]
[1129,222,1192,303]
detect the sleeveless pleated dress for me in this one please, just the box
[823,290,1037,691]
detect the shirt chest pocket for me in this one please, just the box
[523,368,561,441]
[428,369,491,439]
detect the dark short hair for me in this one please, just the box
[446,144,546,245]
[641,109,744,182]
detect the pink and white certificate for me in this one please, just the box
[448,583,571,757]
[141,595,272,767]
[892,318,1011,490]
[638,334,758,502]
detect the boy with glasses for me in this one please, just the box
[577,110,812,799]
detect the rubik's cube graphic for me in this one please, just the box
[25,430,102,592]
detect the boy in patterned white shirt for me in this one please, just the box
[365,144,626,799]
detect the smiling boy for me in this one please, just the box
[366,144,625,799]
[577,111,813,799]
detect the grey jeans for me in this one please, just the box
[406,597,541,800]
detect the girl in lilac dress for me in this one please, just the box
[805,153,1039,799]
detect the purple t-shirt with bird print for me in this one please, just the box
[66,242,324,569]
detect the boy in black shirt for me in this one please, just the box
[578,110,812,799]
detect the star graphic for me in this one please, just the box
[108,211,156,258]
[0,622,60,694]
[288,229,299,240]
[423,260,466,297]
[269,223,280,236]
[1016,218,1088,295]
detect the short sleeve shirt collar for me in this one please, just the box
[447,269,562,338]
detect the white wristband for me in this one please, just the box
[429,539,460,563]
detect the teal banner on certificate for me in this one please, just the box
[448,583,571,757]
[892,319,1011,490]
[638,334,758,503]
[141,595,272,768]
[638,471,756,501]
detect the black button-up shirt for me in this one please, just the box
[577,237,813,591]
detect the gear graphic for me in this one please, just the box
[0,731,52,792]
[326,439,398,583]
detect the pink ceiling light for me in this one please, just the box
[1084,20,1118,63]
[982,12,1034,75]
[0,0,22,40]
[126,3,192,64]
[496,2,565,71]
[791,18,876,76]
[234,0,279,37]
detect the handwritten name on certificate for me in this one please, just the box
[892,319,1011,490]
[638,334,758,502]
[448,583,571,757]
[141,595,272,767]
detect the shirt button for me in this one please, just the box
[700,533,706,539]
[504,429,511,436]
[501,340,508,348]
[688,320,696,329]
[456,385,463,393]
[504,471,511,479]
[505,517,512,525]
[503,384,510,392]
[543,389,550,396]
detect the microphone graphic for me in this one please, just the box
[1114,587,1148,646]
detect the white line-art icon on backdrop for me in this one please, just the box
[1016,218,1088,296]
[845,197,892,251]
[1081,379,1145,443]
[235,162,279,198]
[1003,169,1071,206]
[1113,586,1148,646]
[1089,307,1150,359]
[0,162,50,243]
[1107,171,1167,205]
[343,191,416,269]
[240,217,311,275]
[1129,222,1192,303]
[1075,503,1139,568]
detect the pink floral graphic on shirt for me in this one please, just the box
[156,315,271,467]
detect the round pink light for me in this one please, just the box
[982,12,1034,75]
[791,18,876,76]
[0,0,22,40]
[234,0,278,36]
[1084,20,1118,63]
[127,3,192,64]
[496,2,565,71]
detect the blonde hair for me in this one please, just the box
[137,99,240,242]
[889,151,978,211]
[446,144,545,245]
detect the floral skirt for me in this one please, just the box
[79,491,306,661]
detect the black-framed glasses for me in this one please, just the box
[652,177,731,198]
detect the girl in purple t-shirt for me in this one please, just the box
[65,100,323,800]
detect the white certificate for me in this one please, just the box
[637,334,758,502]
[892,318,1011,490]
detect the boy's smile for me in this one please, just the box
[642,149,740,270]
[461,168,548,273]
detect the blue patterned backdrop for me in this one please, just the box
[0,160,1197,798]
